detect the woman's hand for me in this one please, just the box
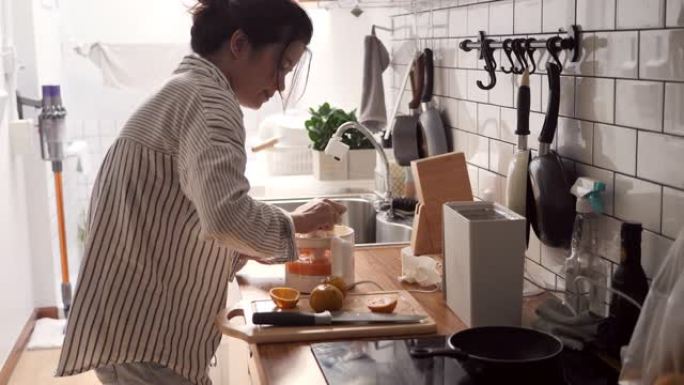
[290,198,347,234]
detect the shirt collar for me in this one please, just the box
[175,54,234,92]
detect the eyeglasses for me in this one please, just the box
[278,47,312,111]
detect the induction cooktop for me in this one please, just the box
[311,335,619,385]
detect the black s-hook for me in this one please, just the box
[512,38,528,74]
[476,31,497,90]
[546,36,564,70]
[525,38,537,73]
[501,39,516,74]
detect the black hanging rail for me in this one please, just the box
[459,25,582,90]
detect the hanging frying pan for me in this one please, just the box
[419,48,448,156]
[393,53,425,166]
[410,326,565,384]
[505,69,531,245]
[528,62,576,248]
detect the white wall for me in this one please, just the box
[297,6,395,114]
[0,0,38,367]
[11,0,69,309]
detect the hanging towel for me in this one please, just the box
[359,34,390,132]
[74,43,190,90]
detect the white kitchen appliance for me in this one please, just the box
[285,225,355,293]
[442,201,526,327]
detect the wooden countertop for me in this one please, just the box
[232,245,546,385]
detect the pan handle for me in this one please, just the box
[409,54,424,110]
[421,48,434,103]
[538,62,561,145]
[409,346,469,361]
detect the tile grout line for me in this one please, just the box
[391,61,684,85]
[389,26,684,41]
[661,80,667,132]
[389,85,684,139]
[660,185,665,234]
[451,121,684,193]
[637,30,641,80]
[613,77,617,125]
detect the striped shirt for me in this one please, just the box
[56,54,297,385]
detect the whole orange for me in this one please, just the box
[323,276,348,298]
[309,283,344,313]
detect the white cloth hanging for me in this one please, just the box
[74,42,191,90]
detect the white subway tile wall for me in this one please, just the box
[593,123,637,175]
[575,77,615,123]
[594,31,639,78]
[543,0,576,33]
[478,103,500,138]
[614,174,662,232]
[639,29,684,81]
[489,1,514,35]
[391,0,682,281]
[662,187,684,238]
[514,0,543,34]
[667,0,684,27]
[577,0,617,31]
[616,0,666,29]
[557,118,593,164]
[637,131,684,188]
[664,82,684,135]
[615,80,664,131]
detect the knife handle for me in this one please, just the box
[515,85,530,136]
[252,311,333,326]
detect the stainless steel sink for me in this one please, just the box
[261,194,412,245]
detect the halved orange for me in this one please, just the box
[367,296,398,314]
[269,287,300,309]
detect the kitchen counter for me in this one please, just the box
[230,245,548,385]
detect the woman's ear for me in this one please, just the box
[229,29,251,60]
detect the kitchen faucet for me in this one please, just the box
[324,121,394,218]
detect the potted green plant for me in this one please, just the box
[305,102,375,180]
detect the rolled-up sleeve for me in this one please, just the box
[176,92,297,265]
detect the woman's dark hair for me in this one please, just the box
[190,0,313,56]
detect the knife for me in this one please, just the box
[252,310,426,327]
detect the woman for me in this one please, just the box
[56,1,342,384]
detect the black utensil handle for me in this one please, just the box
[421,48,434,103]
[252,311,332,326]
[410,346,469,361]
[516,85,531,136]
[539,62,561,144]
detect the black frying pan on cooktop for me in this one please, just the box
[410,326,565,385]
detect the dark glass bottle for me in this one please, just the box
[602,221,649,357]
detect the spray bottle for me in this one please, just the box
[564,177,607,316]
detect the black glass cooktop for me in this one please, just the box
[311,336,619,385]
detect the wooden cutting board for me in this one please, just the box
[410,152,473,255]
[216,290,437,344]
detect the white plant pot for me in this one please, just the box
[313,149,348,180]
[348,149,376,180]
